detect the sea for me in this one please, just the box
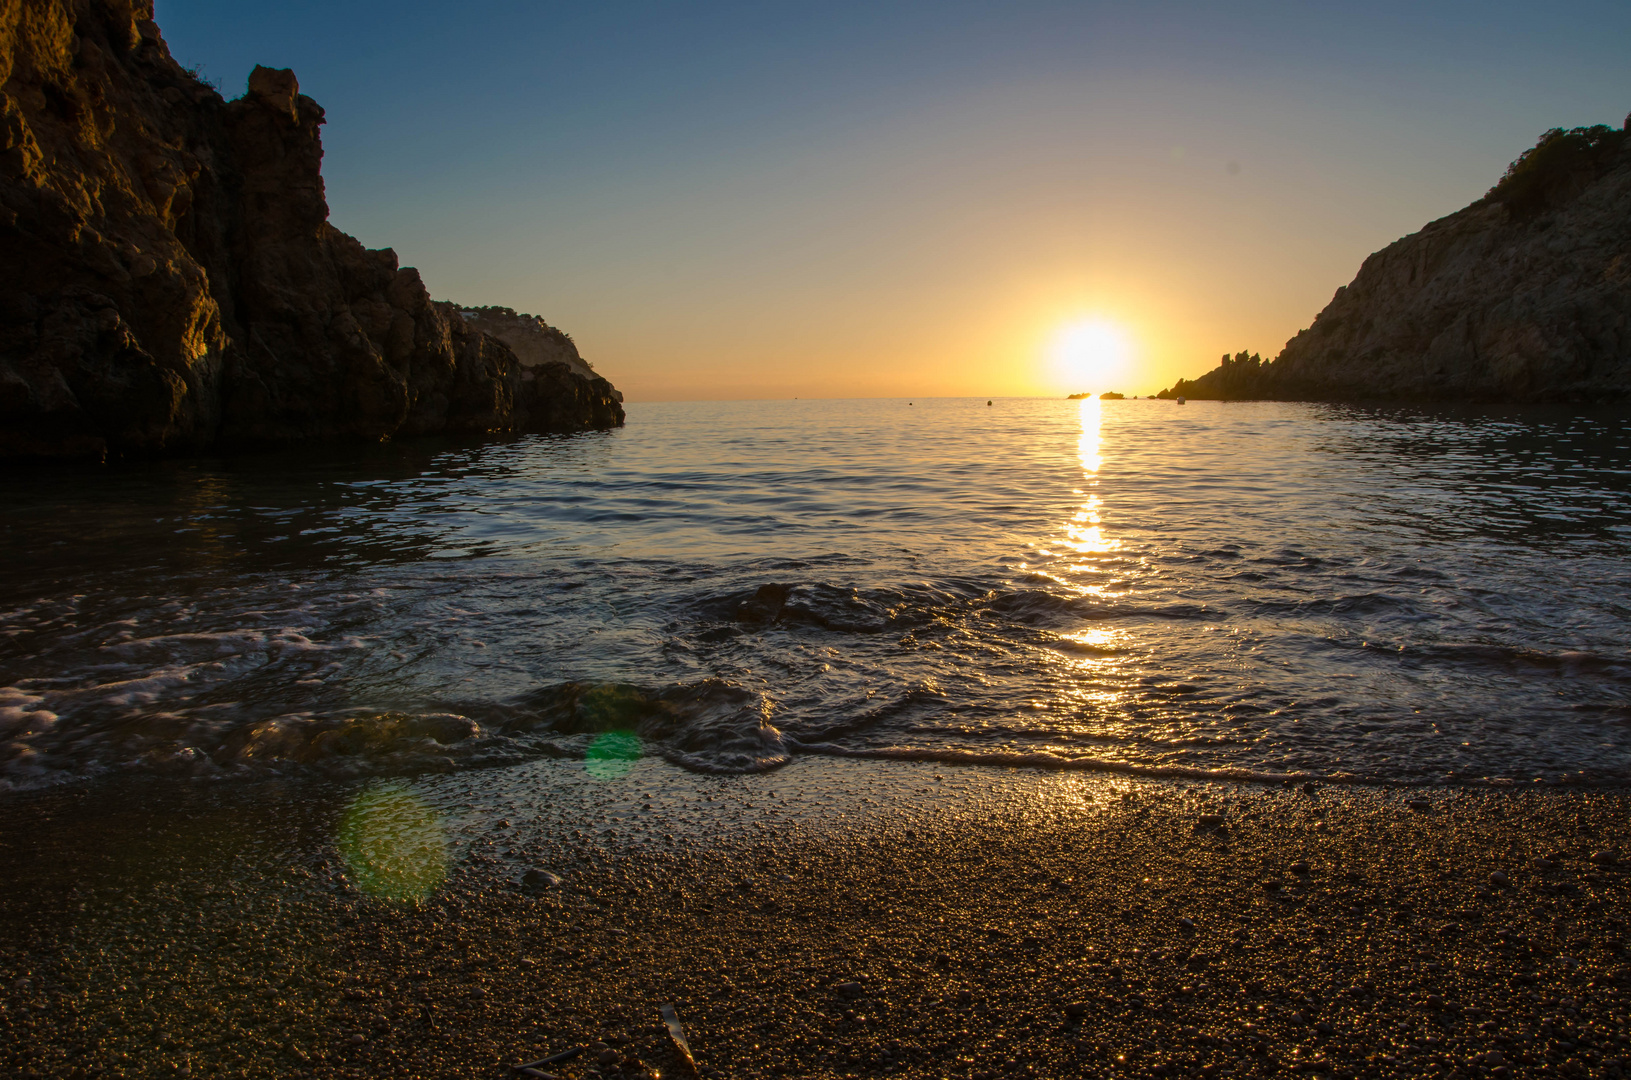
[3,396,1630,793]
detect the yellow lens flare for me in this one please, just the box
[337,782,449,904]
[1051,318,1133,395]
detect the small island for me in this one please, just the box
[1067,391,1125,400]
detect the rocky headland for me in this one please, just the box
[0,0,622,461]
[1162,119,1631,403]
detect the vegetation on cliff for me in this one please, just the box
[1484,124,1629,220]
[1157,352,1266,401]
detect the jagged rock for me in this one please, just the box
[0,0,622,460]
[457,306,602,383]
[456,304,623,428]
[1161,122,1631,403]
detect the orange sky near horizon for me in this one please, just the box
[158,1,1631,402]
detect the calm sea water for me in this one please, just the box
[3,397,1629,790]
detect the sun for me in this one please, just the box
[1050,318,1132,393]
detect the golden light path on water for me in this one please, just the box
[1067,395,1113,558]
[1051,396,1128,734]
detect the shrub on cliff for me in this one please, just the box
[1157,351,1268,400]
[1485,124,1629,219]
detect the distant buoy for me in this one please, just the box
[987,400,992,406]
[1177,396,1186,405]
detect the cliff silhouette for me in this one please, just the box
[0,0,622,460]
[1161,120,1631,403]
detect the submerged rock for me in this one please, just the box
[1160,120,1631,403]
[0,1,623,460]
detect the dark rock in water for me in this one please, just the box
[0,1,623,461]
[1159,121,1631,403]
[522,868,563,888]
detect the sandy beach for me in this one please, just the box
[2,759,1627,1079]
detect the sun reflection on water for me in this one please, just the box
[1065,397,1117,559]
[1049,397,1130,742]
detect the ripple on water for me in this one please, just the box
[2,398,1630,790]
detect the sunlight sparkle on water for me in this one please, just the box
[1066,397,1116,555]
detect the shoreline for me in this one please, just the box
[2,758,1628,1079]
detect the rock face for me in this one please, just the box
[1162,122,1631,403]
[456,306,598,381]
[0,0,622,460]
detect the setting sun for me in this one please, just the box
[1050,318,1133,393]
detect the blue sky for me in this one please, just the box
[157,1,1631,399]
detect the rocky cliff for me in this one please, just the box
[0,0,622,460]
[1162,120,1631,403]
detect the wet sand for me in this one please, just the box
[1,760,1628,1079]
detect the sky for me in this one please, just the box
[156,1,1631,401]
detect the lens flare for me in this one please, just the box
[336,782,448,903]
[586,730,643,780]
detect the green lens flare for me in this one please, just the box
[585,730,642,780]
[336,782,448,903]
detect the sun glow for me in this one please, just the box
[1050,318,1133,394]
